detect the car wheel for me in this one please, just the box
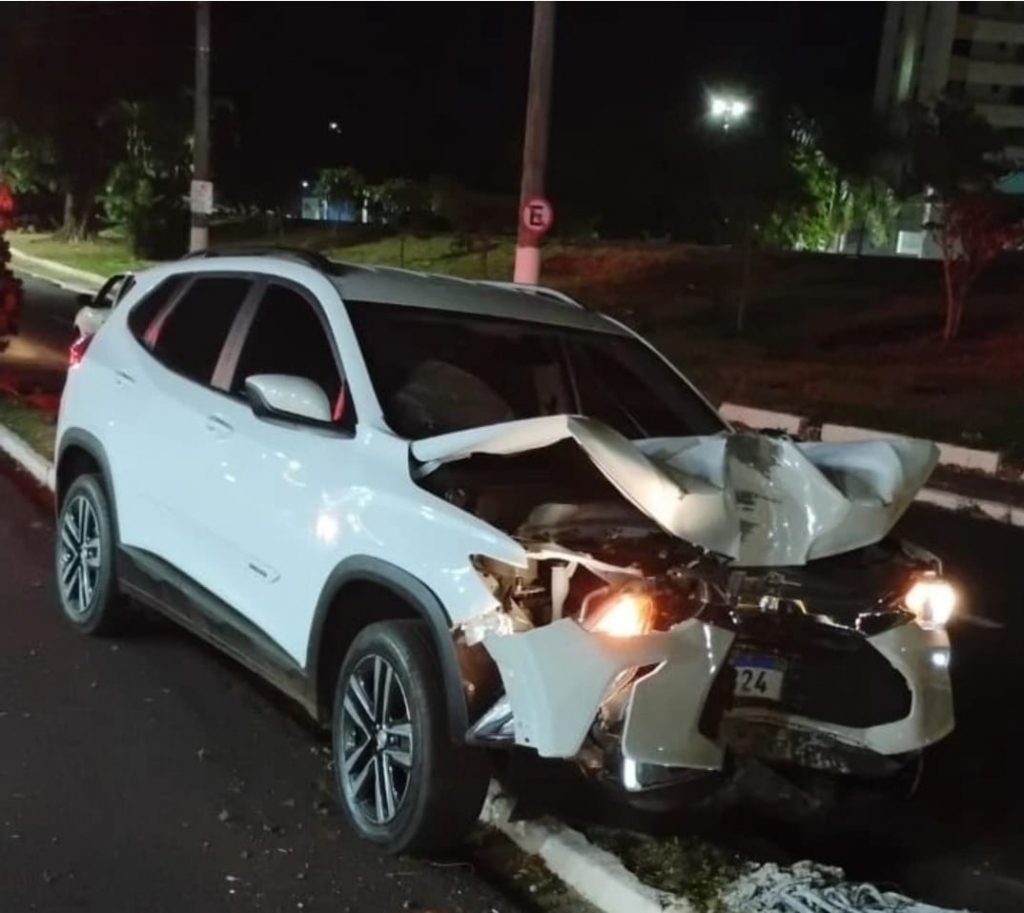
[55,474,128,636]
[332,619,491,855]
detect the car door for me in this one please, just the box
[194,280,355,661]
[115,273,259,594]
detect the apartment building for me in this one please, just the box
[875,1,1024,159]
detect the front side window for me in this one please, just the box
[344,300,724,441]
[151,277,251,384]
[231,283,345,415]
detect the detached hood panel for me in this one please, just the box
[411,415,939,567]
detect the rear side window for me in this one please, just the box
[152,277,251,385]
[231,284,342,404]
[127,275,186,339]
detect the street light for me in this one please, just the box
[301,180,309,189]
[709,94,750,130]
[328,121,341,134]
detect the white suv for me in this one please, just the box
[55,248,956,853]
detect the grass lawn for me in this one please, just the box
[0,394,56,460]
[9,221,1024,460]
[9,229,150,276]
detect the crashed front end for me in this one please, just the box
[412,416,955,798]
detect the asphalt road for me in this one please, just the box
[1,273,80,395]
[0,466,522,913]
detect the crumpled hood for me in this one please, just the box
[411,415,939,566]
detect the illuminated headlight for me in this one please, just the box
[586,593,654,638]
[904,577,957,630]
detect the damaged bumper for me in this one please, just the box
[482,618,735,763]
[718,623,954,775]
[479,616,952,786]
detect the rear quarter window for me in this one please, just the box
[127,275,187,341]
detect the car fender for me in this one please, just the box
[307,555,471,739]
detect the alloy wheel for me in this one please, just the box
[59,494,102,615]
[339,654,414,825]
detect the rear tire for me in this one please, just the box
[54,474,129,636]
[332,620,491,855]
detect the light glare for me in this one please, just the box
[905,578,957,629]
[709,95,750,122]
[590,594,652,638]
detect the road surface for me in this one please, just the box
[0,465,522,913]
[1,273,80,396]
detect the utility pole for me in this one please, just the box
[189,1,212,252]
[513,1,555,284]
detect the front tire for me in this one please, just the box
[332,620,490,855]
[55,474,128,636]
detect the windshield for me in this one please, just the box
[344,300,725,441]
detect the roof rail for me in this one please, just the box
[475,280,585,309]
[181,245,338,273]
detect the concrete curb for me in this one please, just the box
[0,424,54,491]
[720,402,1006,477]
[821,422,1000,475]
[918,486,1024,526]
[9,247,108,290]
[480,785,695,913]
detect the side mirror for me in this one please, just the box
[73,305,109,337]
[75,292,93,308]
[244,374,333,424]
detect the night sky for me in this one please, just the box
[2,2,885,217]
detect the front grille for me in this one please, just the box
[731,617,911,729]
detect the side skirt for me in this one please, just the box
[118,546,318,719]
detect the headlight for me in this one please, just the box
[587,593,653,638]
[904,577,957,629]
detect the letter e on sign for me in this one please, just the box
[521,196,554,240]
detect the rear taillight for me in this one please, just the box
[69,333,94,368]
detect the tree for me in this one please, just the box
[366,178,428,266]
[760,112,901,255]
[0,120,56,195]
[897,97,1009,198]
[930,190,1024,343]
[848,176,902,254]
[899,97,1018,343]
[313,166,366,229]
[100,100,190,258]
[815,100,902,254]
[0,6,186,238]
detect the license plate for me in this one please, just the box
[732,655,785,701]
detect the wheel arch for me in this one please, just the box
[55,429,118,520]
[308,556,470,742]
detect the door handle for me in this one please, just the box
[114,369,135,387]
[205,415,233,437]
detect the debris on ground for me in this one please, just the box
[722,861,971,913]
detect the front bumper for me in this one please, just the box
[623,620,954,780]
[483,614,953,780]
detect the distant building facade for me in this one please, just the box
[875,1,1024,159]
[872,2,1024,256]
